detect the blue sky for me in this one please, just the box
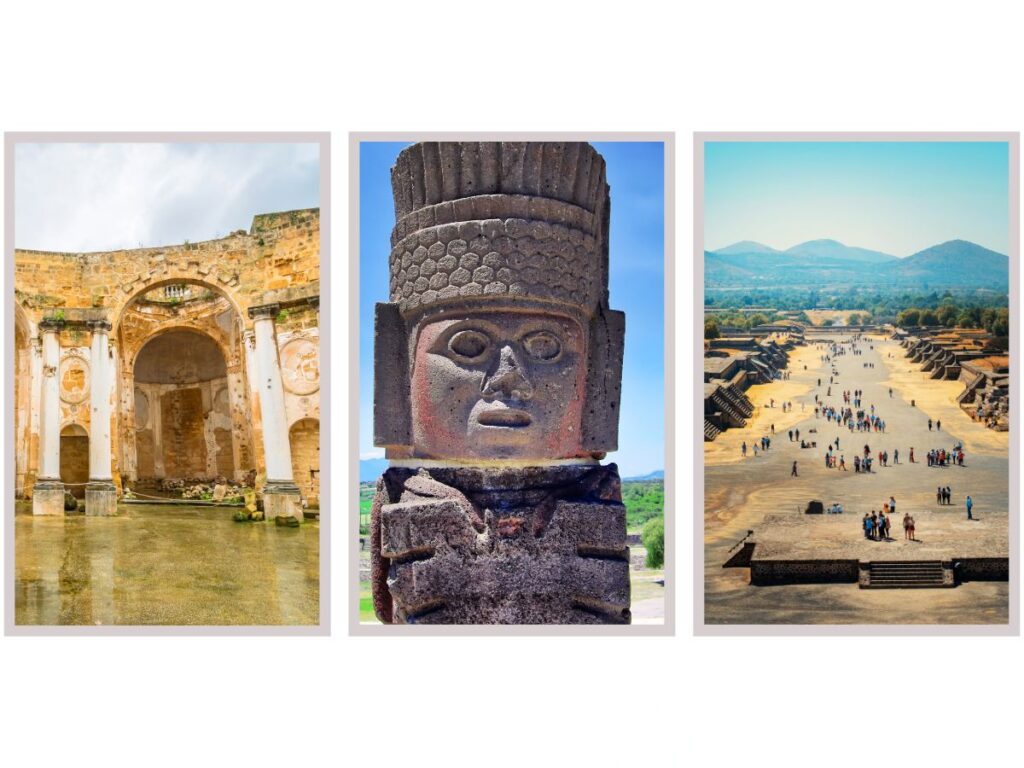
[15,142,320,251]
[705,141,1010,256]
[358,141,665,478]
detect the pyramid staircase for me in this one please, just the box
[710,390,747,427]
[721,384,754,418]
[704,419,721,442]
[861,561,951,589]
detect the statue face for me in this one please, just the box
[409,309,587,459]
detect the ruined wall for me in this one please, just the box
[14,209,321,497]
[14,208,320,327]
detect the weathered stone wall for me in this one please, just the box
[749,559,860,586]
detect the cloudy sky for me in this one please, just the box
[14,142,320,252]
[705,140,1010,256]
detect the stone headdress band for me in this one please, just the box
[388,142,610,320]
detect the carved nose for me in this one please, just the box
[481,345,533,400]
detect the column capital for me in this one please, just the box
[38,317,65,333]
[248,303,280,321]
[88,320,112,334]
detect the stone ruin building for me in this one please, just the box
[895,327,1008,431]
[703,328,799,441]
[371,141,630,624]
[14,209,321,519]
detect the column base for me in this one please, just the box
[85,481,118,517]
[263,481,302,522]
[32,480,65,516]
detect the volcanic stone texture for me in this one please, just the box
[371,464,631,624]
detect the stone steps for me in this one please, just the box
[704,419,721,442]
[862,560,950,589]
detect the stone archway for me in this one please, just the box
[116,280,256,485]
[289,418,319,508]
[60,424,89,498]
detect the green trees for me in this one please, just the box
[642,517,664,569]
[936,303,959,327]
[897,308,920,326]
[991,307,1010,337]
[704,317,720,339]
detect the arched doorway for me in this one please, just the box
[60,424,89,498]
[116,281,255,485]
[289,418,320,508]
[133,329,235,481]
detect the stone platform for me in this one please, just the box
[745,511,1008,586]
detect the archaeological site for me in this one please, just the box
[13,204,321,626]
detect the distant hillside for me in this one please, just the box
[884,240,1009,289]
[625,470,665,481]
[712,240,781,255]
[705,238,1007,290]
[784,239,896,264]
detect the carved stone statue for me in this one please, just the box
[372,142,629,623]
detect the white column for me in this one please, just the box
[249,304,295,484]
[88,321,113,482]
[38,321,61,482]
[33,320,65,515]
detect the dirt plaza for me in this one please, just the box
[705,332,1009,625]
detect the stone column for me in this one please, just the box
[248,303,301,521]
[86,321,117,516]
[33,319,65,516]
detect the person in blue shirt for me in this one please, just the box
[966,495,974,520]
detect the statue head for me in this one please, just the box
[374,142,625,461]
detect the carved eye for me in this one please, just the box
[447,329,491,361]
[522,331,562,361]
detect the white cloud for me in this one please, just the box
[14,142,319,252]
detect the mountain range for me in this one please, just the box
[705,238,1008,290]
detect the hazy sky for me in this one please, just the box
[705,141,1010,256]
[359,141,665,478]
[15,142,320,251]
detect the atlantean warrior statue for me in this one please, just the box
[372,142,629,624]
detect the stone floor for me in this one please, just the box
[705,332,1010,625]
[751,510,1008,562]
[14,502,319,626]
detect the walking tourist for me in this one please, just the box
[741,441,747,457]
[791,460,798,477]
[966,495,973,520]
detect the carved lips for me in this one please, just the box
[476,405,532,428]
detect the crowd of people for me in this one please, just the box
[730,335,981,537]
